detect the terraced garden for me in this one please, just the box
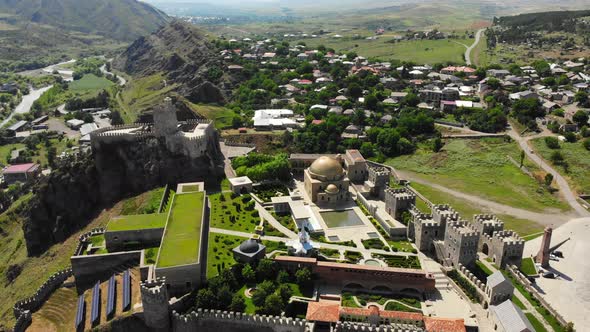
[209,193,260,233]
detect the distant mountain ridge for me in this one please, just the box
[0,0,169,41]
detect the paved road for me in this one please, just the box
[508,127,590,217]
[400,171,574,226]
[465,29,485,66]
[100,63,127,86]
[0,85,53,128]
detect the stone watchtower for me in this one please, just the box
[384,187,416,219]
[140,278,170,331]
[444,221,479,268]
[154,97,179,137]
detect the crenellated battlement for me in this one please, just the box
[13,268,73,318]
[172,308,309,332]
[447,221,479,238]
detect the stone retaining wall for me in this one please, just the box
[335,321,424,332]
[506,265,567,326]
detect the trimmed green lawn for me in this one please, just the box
[157,192,205,267]
[106,213,167,232]
[70,74,113,91]
[387,138,569,213]
[520,257,537,276]
[238,285,257,314]
[531,138,590,195]
[512,294,526,310]
[525,313,548,332]
[209,193,259,233]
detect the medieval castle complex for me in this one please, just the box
[384,187,525,269]
[90,97,218,160]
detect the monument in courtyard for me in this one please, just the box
[304,155,351,205]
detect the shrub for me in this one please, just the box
[584,138,590,151]
[544,136,560,149]
[564,132,577,143]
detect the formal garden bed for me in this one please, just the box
[252,183,290,202]
[210,193,260,233]
[372,254,421,269]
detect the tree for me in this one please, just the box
[295,268,312,285]
[195,288,216,309]
[400,93,419,107]
[376,128,400,156]
[252,280,274,307]
[261,293,284,315]
[229,294,246,312]
[276,269,290,284]
[110,110,124,125]
[519,150,525,168]
[572,110,589,127]
[242,264,255,283]
[276,283,293,303]
[564,132,577,143]
[364,94,378,110]
[432,137,443,152]
[544,173,554,187]
[217,285,234,308]
[550,151,564,164]
[347,83,363,99]
[544,136,560,149]
[575,91,589,107]
[46,146,57,168]
[359,142,375,158]
[584,138,590,151]
[255,259,276,281]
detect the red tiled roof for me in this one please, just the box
[306,301,341,322]
[424,317,466,332]
[4,163,38,174]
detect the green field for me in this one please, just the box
[106,213,167,232]
[69,74,113,91]
[298,36,472,64]
[411,182,543,237]
[187,102,237,130]
[531,138,590,195]
[157,192,205,267]
[387,138,569,213]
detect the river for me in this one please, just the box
[0,85,54,128]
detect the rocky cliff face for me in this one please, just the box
[113,21,229,104]
[23,135,224,256]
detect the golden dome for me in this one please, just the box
[309,156,344,179]
[325,184,339,194]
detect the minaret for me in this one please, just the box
[154,97,179,137]
[535,227,552,268]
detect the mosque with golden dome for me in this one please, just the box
[303,155,351,205]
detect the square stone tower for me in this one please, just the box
[154,97,179,137]
[444,221,479,268]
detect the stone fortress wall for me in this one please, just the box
[73,227,106,256]
[12,268,73,332]
[172,309,309,332]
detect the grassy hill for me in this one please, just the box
[0,0,168,41]
[0,0,169,72]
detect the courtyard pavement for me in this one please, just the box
[523,217,590,329]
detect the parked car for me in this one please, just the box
[553,250,563,258]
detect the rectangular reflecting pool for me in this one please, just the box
[320,209,364,228]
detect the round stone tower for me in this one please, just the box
[154,97,179,137]
[140,277,170,331]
